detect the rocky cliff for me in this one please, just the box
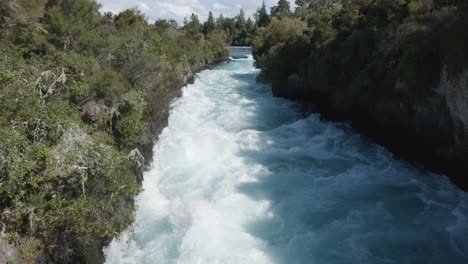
[252,1,468,190]
[274,65,468,190]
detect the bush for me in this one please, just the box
[0,0,229,262]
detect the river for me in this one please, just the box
[104,48,468,264]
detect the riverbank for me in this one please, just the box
[252,1,468,191]
[0,51,230,264]
[0,2,230,262]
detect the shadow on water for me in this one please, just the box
[231,73,468,263]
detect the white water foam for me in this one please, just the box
[105,52,468,264]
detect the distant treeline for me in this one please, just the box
[180,0,291,46]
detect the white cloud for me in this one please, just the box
[97,0,291,23]
[138,2,150,11]
[213,3,228,10]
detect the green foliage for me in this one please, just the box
[0,0,49,53]
[295,0,310,16]
[68,81,90,103]
[208,30,231,58]
[184,13,202,34]
[91,71,127,107]
[254,0,468,105]
[44,0,101,52]
[182,8,262,46]
[271,0,292,18]
[116,91,147,147]
[0,0,229,262]
[154,19,178,32]
[33,143,56,171]
[255,1,271,27]
[116,111,145,146]
[253,17,307,82]
[203,11,216,35]
[215,9,258,46]
[114,8,148,30]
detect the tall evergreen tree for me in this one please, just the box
[246,17,255,34]
[245,17,256,44]
[255,1,270,27]
[295,0,310,16]
[271,0,291,18]
[185,13,201,34]
[236,9,246,29]
[216,13,225,27]
[203,11,215,35]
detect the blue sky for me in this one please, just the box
[97,0,292,23]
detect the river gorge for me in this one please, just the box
[104,48,468,264]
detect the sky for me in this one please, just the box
[97,0,291,23]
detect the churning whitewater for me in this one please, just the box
[105,49,468,264]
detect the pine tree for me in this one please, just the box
[216,13,225,27]
[271,0,291,18]
[295,0,310,17]
[203,11,215,35]
[191,13,200,26]
[245,17,256,44]
[185,13,201,34]
[246,17,255,34]
[255,1,270,27]
[236,9,246,29]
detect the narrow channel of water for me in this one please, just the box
[105,48,468,264]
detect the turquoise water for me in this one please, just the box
[105,50,468,264]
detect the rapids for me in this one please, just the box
[104,48,468,264]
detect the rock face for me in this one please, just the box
[273,66,468,191]
[438,67,468,146]
[81,100,107,122]
[0,235,46,263]
[0,237,19,263]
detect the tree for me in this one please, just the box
[216,13,225,27]
[295,0,310,17]
[45,0,101,51]
[0,0,48,51]
[0,0,9,18]
[203,11,215,35]
[246,17,255,34]
[255,1,270,27]
[114,9,147,30]
[154,19,177,32]
[236,9,246,29]
[219,17,236,42]
[271,0,291,18]
[242,17,257,46]
[185,13,201,34]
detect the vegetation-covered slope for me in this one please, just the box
[0,0,228,262]
[253,0,468,189]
